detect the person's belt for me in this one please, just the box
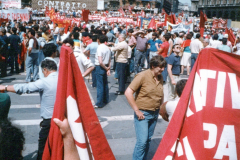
[172,74,180,76]
[136,49,145,52]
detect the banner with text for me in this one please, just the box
[1,0,21,9]
[212,18,228,29]
[0,9,29,22]
[167,21,193,33]
[153,48,240,160]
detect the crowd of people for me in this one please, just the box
[0,14,239,159]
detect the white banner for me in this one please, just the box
[2,0,21,9]
[167,21,193,33]
[0,9,29,22]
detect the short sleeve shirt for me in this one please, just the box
[29,39,39,53]
[129,69,164,111]
[95,44,111,65]
[168,53,181,75]
[159,41,169,57]
[148,39,162,52]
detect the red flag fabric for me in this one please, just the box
[42,45,115,160]
[118,7,125,16]
[128,5,132,14]
[147,3,151,9]
[200,11,207,37]
[171,13,176,24]
[82,9,90,23]
[141,10,145,18]
[137,17,141,27]
[164,13,171,26]
[225,28,236,46]
[148,18,156,29]
[18,40,27,65]
[153,48,240,160]
[161,8,166,16]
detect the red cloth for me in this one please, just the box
[42,45,115,160]
[171,13,176,24]
[159,41,169,57]
[225,28,236,46]
[181,39,191,48]
[148,18,156,29]
[153,48,240,160]
[82,36,92,46]
[200,11,207,37]
[141,10,145,18]
[82,9,90,23]
[18,41,27,65]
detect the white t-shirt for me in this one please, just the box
[29,39,39,53]
[210,40,222,49]
[190,39,203,54]
[56,33,69,42]
[166,97,180,122]
[54,27,59,35]
[74,52,94,76]
[95,44,111,65]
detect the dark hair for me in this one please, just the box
[28,29,35,36]
[189,31,194,38]
[172,44,180,49]
[92,35,98,42]
[33,25,39,31]
[213,34,219,40]
[84,28,88,32]
[42,43,57,57]
[0,119,25,160]
[150,55,167,69]
[152,32,158,37]
[1,28,6,35]
[164,33,171,41]
[128,29,134,33]
[37,31,42,37]
[98,35,108,43]
[63,38,74,47]
[196,33,201,39]
[73,32,79,39]
[12,27,17,34]
[147,29,152,33]
[41,59,57,71]
[222,38,227,45]
[174,32,179,37]
[19,25,26,32]
[176,79,187,97]
[186,34,192,39]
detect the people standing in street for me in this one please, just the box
[26,29,39,82]
[125,55,166,160]
[217,38,232,53]
[167,44,181,101]
[190,33,203,70]
[180,34,192,75]
[94,35,111,108]
[128,29,136,74]
[148,32,162,60]
[111,34,129,95]
[0,28,8,77]
[133,30,148,73]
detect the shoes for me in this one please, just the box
[94,105,103,108]
[115,91,124,95]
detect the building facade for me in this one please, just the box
[191,0,240,21]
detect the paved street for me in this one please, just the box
[1,58,188,160]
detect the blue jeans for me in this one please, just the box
[116,62,127,92]
[95,65,109,107]
[134,50,145,73]
[191,53,198,70]
[92,68,97,87]
[26,53,39,82]
[162,57,168,82]
[9,52,19,73]
[54,35,58,45]
[133,109,159,160]
[146,49,150,68]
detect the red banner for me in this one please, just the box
[212,18,227,29]
[153,48,240,160]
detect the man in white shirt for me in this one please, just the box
[190,33,203,70]
[94,35,111,108]
[56,28,69,53]
[209,34,222,49]
[53,23,59,44]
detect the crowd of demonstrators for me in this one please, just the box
[1,14,240,159]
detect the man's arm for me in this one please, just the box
[155,43,163,53]
[125,87,145,120]
[82,66,94,77]
[98,56,109,71]
[167,64,176,85]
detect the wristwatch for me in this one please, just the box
[5,85,8,92]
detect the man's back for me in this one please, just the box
[9,34,20,52]
[190,39,203,54]
[217,45,232,53]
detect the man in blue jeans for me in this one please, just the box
[94,35,111,108]
[133,30,148,73]
[26,29,39,82]
[125,55,166,160]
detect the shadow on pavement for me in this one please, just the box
[147,138,162,160]
[23,150,38,160]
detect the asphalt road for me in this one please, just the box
[1,58,188,160]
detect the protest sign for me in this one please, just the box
[153,48,240,160]
[0,9,29,22]
[167,21,193,33]
[2,0,21,9]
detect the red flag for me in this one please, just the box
[153,48,240,160]
[137,17,141,27]
[82,9,90,23]
[161,8,166,16]
[141,10,145,18]
[200,11,207,37]
[128,5,132,14]
[164,13,171,26]
[225,27,236,46]
[118,7,125,16]
[171,13,176,24]
[148,18,156,29]
[42,45,115,160]
[147,3,151,9]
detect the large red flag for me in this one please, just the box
[161,8,166,16]
[141,10,145,18]
[153,48,240,160]
[171,13,176,24]
[82,9,90,23]
[200,11,207,37]
[148,18,156,29]
[42,45,115,160]
[225,27,236,46]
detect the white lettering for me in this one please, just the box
[82,3,87,8]
[72,7,75,11]
[66,2,70,7]
[44,1,48,6]
[61,2,64,6]
[72,2,76,7]
[228,73,240,109]
[214,125,237,160]
[183,137,196,160]
[49,1,54,6]
[55,1,59,6]
[77,3,81,7]
[215,72,226,108]
[203,123,217,148]
[38,1,42,6]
